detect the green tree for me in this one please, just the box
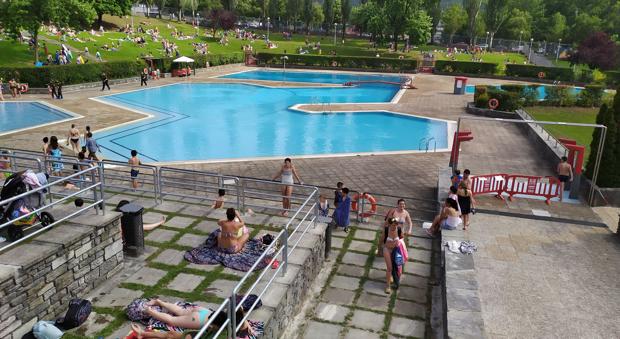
[406,9,432,45]
[570,13,603,44]
[141,0,154,17]
[340,0,351,40]
[442,3,467,44]
[586,103,617,186]
[423,0,441,42]
[91,0,132,27]
[154,0,166,18]
[1,0,96,63]
[268,0,283,27]
[503,8,531,40]
[286,0,301,30]
[302,0,312,32]
[311,2,324,29]
[543,12,567,42]
[484,0,510,49]
[323,0,334,34]
[385,0,421,50]
[463,0,484,45]
[183,0,199,20]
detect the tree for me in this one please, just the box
[142,0,154,17]
[503,8,531,40]
[311,2,324,29]
[208,8,236,33]
[570,13,603,44]
[463,0,484,45]
[406,9,432,45]
[302,0,313,33]
[340,0,351,40]
[323,0,334,34]
[91,0,132,27]
[575,32,619,71]
[586,102,618,187]
[384,0,421,50]
[423,0,441,43]
[543,12,567,42]
[153,0,166,18]
[1,0,96,63]
[484,0,510,49]
[268,0,283,28]
[183,0,199,21]
[221,0,236,11]
[442,3,466,44]
[286,0,301,30]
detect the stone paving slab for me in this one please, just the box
[240,212,270,225]
[152,201,186,213]
[337,265,366,278]
[304,320,342,339]
[205,208,227,220]
[404,262,431,277]
[349,240,373,253]
[265,215,293,228]
[389,316,425,337]
[78,312,115,337]
[329,275,361,291]
[108,322,132,339]
[94,287,143,308]
[193,220,220,233]
[356,292,390,312]
[331,237,344,249]
[341,252,369,267]
[368,268,388,281]
[132,198,159,209]
[362,280,387,296]
[400,274,429,289]
[315,302,350,323]
[350,309,385,331]
[408,247,432,263]
[180,204,210,217]
[142,211,168,224]
[165,216,197,229]
[393,299,426,319]
[145,229,178,243]
[167,273,204,292]
[204,279,238,298]
[321,287,356,306]
[152,249,185,266]
[186,263,218,272]
[344,328,381,339]
[396,286,427,304]
[371,256,386,270]
[125,267,168,286]
[408,236,432,250]
[176,233,206,248]
[353,229,378,241]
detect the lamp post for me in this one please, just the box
[334,23,338,46]
[267,17,270,41]
[556,38,562,62]
[528,38,534,63]
[485,31,489,48]
[518,30,523,50]
[281,55,288,72]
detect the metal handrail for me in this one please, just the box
[426,137,436,152]
[158,167,241,208]
[194,298,232,339]
[357,190,439,223]
[101,160,159,202]
[0,165,105,253]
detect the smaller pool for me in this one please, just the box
[0,102,76,135]
[464,84,584,100]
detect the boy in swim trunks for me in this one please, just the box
[128,150,141,191]
[557,156,573,202]
[66,124,80,153]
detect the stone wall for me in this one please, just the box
[0,212,123,339]
[465,103,519,119]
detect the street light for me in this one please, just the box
[518,30,523,50]
[528,38,534,63]
[556,38,562,62]
[334,23,338,46]
[267,17,270,41]
[485,31,489,47]
[281,55,288,72]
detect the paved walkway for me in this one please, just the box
[443,212,620,338]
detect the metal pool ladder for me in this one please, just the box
[418,137,436,152]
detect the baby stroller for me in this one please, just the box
[0,171,54,241]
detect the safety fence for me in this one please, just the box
[471,173,561,204]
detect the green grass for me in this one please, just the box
[527,106,598,160]
[435,50,527,72]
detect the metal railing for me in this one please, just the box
[517,109,569,157]
[102,160,159,202]
[357,190,439,224]
[0,164,104,253]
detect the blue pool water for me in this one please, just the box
[0,102,73,134]
[96,72,449,162]
[222,69,407,85]
[464,84,584,99]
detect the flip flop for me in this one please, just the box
[271,259,280,269]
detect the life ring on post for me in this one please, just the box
[351,192,377,218]
[538,71,546,79]
[488,98,499,110]
[19,84,29,93]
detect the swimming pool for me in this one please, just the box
[0,102,77,135]
[221,69,408,85]
[94,71,450,162]
[464,84,584,99]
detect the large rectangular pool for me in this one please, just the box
[0,102,76,135]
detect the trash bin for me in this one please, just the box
[119,203,145,257]
[453,76,468,95]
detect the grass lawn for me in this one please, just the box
[435,50,527,72]
[527,106,598,161]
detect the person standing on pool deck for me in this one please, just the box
[128,150,141,191]
[101,73,110,91]
[140,70,148,86]
[0,78,4,101]
[334,181,344,208]
[56,81,63,99]
[557,156,573,202]
[66,124,80,153]
[48,81,56,99]
[333,188,351,232]
[462,169,472,189]
[85,132,100,161]
[273,158,303,216]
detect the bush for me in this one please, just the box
[486,88,520,111]
[255,53,418,71]
[545,85,576,106]
[577,84,605,107]
[605,71,620,87]
[434,60,497,75]
[505,64,575,82]
[496,84,538,107]
[473,85,487,103]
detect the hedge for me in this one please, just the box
[255,53,418,71]
[434,60,498,75]
[0,53,244,88]
[505,64,574,82]
[605,71,620,87]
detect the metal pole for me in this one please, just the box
[453,118,462,171]
[589,126,607,206]
[226,300,232,338]
[556,39,561,62]
[334,23,337,46]
[282,227,288,276]
[92,166,99,215]
[99,164,106,215]
[230,296,237,339]
[528,38,533,63]
[267,17,270,41]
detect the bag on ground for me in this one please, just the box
[55,298,92,330]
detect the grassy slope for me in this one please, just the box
[527,106,598,160]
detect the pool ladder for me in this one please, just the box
[419,137,436,153]
[311,96,331,113]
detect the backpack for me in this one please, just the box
[55,298,92,330]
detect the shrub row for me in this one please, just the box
[434,60,498,75]
[255,53,418,71]
[0,53,244,88]
[505,64,574,82]
[474,84,605,111]
[605,71,620,87]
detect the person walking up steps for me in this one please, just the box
[101,73,110,91]
[557,156,573,202]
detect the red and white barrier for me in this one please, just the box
[504,175,560,205]
[470,174,508,200]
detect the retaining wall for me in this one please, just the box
[0,212,123,339]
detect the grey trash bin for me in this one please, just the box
[119,203,145,257]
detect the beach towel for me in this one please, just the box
[184,230,271,272]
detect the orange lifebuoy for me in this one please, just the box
[19,84,28,93]
[538,71,546,79]
[351,193,377,218]
[488,98,499,110]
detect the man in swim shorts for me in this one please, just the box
[557,156,573,202]
[128,149,141,190]
[66,124,80,153]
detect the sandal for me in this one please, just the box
[384,287,391,294]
